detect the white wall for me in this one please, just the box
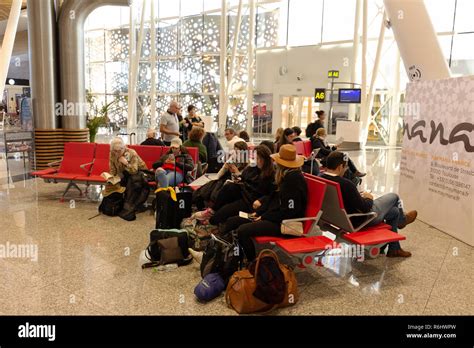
[255,44,355,134]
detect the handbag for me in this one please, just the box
[225,249,299,314]
[280,221,304,236]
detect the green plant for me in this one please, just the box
[86,90,116,142]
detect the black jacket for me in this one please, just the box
[203,132,222,159]
[320,173,373,227]
[239,166,276,204]
[311,137,336,158]
[258,170,307,224]
[140,138,165,146]
[305,120,324,138]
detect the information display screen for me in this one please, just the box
[338,89,361,104]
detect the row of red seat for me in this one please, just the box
[294,140,313,158]
[32,142,199,200]
[253,173,405,266]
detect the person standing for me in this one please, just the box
[306,110,326,138]
[159,101,181,146]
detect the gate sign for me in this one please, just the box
[328,70,339,78]
[314,88,326,103]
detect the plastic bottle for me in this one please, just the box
[165,263,178,271]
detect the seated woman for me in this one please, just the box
[183,126,208,164]
[218,144,307,262]
[275,127,296,153]
[321,151,417,257]
[152,138,194,188]
[109,137,148,182]
[216,141,250,180]
[194,145,276,225]
[312,128,365,178]
[109,137,149,217]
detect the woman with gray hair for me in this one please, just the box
[109,137,148,178]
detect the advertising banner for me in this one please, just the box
[400,76,474,246]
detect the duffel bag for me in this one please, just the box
[225,249,299,314]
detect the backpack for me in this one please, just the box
[142,229,192,268]
[120,172,150,221]
[98,192,124,216]
[155,190,181,229]
[155,188,193,229]
[200,234,242,284]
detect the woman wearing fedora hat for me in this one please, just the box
[219,144,308,262]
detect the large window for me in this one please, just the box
[322,0,356,42]
[287,0,323,46]
[83,0,474,129]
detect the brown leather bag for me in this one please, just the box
[225,249,299,314]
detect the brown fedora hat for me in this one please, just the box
[271,144,304,168]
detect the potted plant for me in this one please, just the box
[86,90,115,143]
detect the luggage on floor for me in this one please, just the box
[194,273,226,302]
[119,172,150,221]
[155,189,181,229]
[181,217,212,251]
[98,192,124,216]
[225,249,299,314]
[155,186,193,229]
[200,233,242,283]
[176,186,193,219]
[142,229,193,269]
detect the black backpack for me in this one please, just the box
[155,188,193,229]
[200,234,242,284]
[98,192,124,216]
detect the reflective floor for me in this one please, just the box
[0,147,472,315]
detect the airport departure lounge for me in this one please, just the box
[0,0,472,340]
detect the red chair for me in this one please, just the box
[252,176,335,269]
[75,143,110,185]
[41,142,96,201]
[294,141,305,156]
[128,145,162,170]
[303,140,312,158]
[305,173,404,258]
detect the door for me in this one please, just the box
[280,96,320,131]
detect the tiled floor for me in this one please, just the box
[0,148,472,315]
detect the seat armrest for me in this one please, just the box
[47,157,63,167]
[80,160,94,173]
[346,211,377,232]
[281,216,322,236]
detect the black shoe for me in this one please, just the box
[135,204,148,213]
[355,171,367,177]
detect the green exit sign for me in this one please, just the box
[328,70,340,78]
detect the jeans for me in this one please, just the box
[155,168,184,188]
[367,193,406,251]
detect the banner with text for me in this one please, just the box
[400,75,474,246]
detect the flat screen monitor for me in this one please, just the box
[338,89,361,104]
